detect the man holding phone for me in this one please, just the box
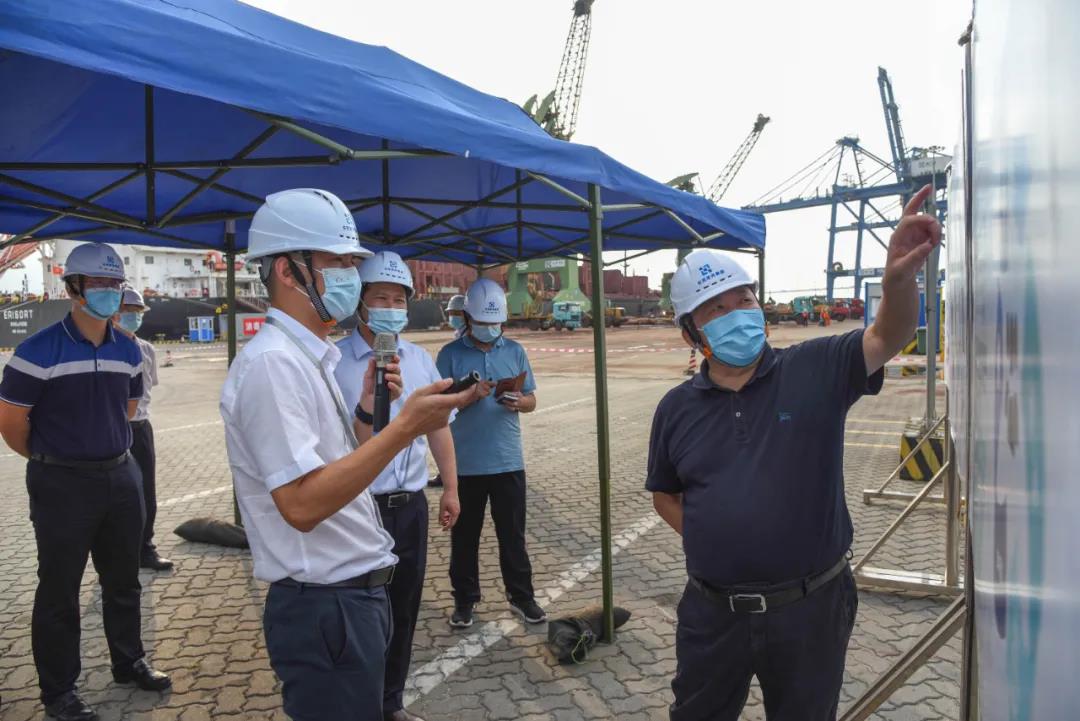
[435,278,544,629]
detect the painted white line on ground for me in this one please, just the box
[158,484,231,509]
[846,418,907,425]
[403,512,662,705]
[530,397,592,417]
[845,429,902,436]
[156,420,223,433]
[0,420,223,460]
[844,441,894,449]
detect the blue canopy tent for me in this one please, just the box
[0,0,766,640]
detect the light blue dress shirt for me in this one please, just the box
[334,331,447,494]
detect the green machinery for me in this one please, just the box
[506,256,591,322]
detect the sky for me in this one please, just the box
[1,0,972,298]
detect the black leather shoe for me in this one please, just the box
[140,553,174,571]
[113,658,172,691]
[386,709,427,721]
[44,691,98,720]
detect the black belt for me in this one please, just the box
[690,555,850,614]
[30,452,129,471]
[274,565,396,591]
[374,490,421,509]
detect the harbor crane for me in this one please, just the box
[743,68,948,301]
[523,0,596,141]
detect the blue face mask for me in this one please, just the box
[471,324,502,344]
[449,315,465,330]
[118,312,143,334]
[315,267,363,323]
[364,306,409,335]
[700,309,766,367]
[81,288,122,321]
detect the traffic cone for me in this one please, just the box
[684,348,697,376]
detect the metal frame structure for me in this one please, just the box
[853,208,963,597]
[0,88,752,644]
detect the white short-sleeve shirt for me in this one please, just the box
[132,336,157,422]
[220,308,396,584]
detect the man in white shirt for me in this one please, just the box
[335,251,459,721]
[113,287,173,571]
[220,189,468,721]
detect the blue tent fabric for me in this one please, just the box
[0,0,765,261]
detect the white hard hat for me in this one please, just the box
[670,248,755,324]
[246,188,373,261]
[465,278,507,323]
[446,294,466,312]
[358,251,414,297]
[121,287,148,310]
[62,243,126,281]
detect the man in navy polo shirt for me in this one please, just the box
[648,186,942,721]
[0,243,170,721]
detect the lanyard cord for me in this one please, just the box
[264,316,358,450]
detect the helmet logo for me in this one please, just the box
[486,300,498,311]
[696,262,727,286]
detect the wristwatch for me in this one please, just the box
[355,402,374,426]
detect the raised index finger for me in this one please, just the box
[902,184,933,217]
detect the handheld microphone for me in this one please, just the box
[372,332,396,432]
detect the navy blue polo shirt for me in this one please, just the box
[646,329,883,587]
[0,314,144,461]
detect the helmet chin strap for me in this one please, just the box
[286,252,334,325]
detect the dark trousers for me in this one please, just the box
[129,419,158,555]
[26,456,146,704]
[376,491,428,714]
[670,566,858,721]
[263,583,391,721]
[450,470,534,605]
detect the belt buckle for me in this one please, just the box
[387,492,410,508]
[729,593,767,614]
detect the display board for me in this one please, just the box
[953,0,1080,717]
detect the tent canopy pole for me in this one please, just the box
[587,183,615,642]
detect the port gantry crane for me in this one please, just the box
[659,113,771,305]
[523,0,596,141]
[742,68,949,301]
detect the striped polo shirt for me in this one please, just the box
[0,314,144,461]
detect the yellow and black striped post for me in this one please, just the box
[899,417,946,481]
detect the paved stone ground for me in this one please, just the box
[0,326,962,720]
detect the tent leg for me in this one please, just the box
[757,248,765,300]
[225,221,241,526]
[587,183,615,643]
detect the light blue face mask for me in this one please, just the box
[118,311,143,334]
[364,306,409,335]
[471,324,502,344]
[315,267,363,323]
[449,315,466,330]
[700,309,766,367]
[81,288,122,321]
